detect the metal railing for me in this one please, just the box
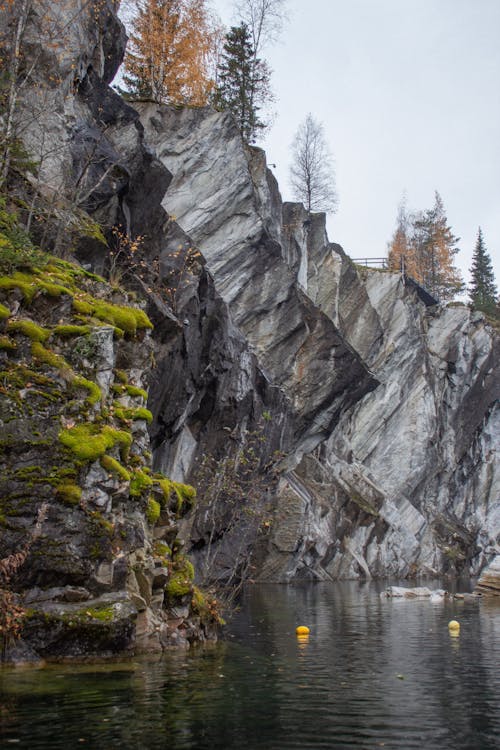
[351,257,388,269]
[349,256,439,306]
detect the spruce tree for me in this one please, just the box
[213,23,271,143]
[413,192,463,300]
[469,227,498,315]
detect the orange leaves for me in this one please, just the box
[123,0,218,105]
[387,193,463,300]
[111,226,143,255]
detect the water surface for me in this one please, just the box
[1,581,498,749]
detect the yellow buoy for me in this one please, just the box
[448,620,460,635]
[296,625,310,635]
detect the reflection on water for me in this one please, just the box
[1,581,499,749]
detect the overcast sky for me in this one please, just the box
[211,0,500,291]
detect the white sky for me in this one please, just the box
[211,0,500,291]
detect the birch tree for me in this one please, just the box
[289,113,337,214]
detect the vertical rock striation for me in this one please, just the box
[1,0,497,667]
[137,104,499,582]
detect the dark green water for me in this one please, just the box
[1,582,499,749]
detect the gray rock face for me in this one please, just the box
[137,104,499,583]
[3,0,498,664]
[137,104,375,457]
[272,211,500,580]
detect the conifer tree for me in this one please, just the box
[469,227,498,315]
[414,192,463,300]
[232,0,287,131]
[213,23,271,143]
[123,0,216,105]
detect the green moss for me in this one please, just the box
[59,423,132,462]
[114,405,153,424]
[93,301,152,334]
[13,465,43,480]
[125,384,148,399]
[100,454,131,482]
[0,301,10,319]
[112,405,128,423]
[153,541,171,557]
[131,407,153,423]
[0,273,37,301]
[52,324,91,338]
[112,383,148,400]
[55,483,82,506]
[37,279,71,297]
[72,375,102,406]
[173,482,196,509]
[89,510,114,537]
[129,469,154,497]
[72,296,152,335]
[157,477,196,513]
[0,334,16,350]
[156,477,173,505]
[72,297,94,315]
[146,497,161,525]
[165,556,195,599]
[86,606,115,622]
[25,604,118,625]
[0,364,52,389]
[31,341,71,372]
[114,369,128,384]
[45,258,103,284]
[7,319,51,342]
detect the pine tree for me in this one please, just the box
[123,0,216,105]
[469,227,498,315]
[213,23,271,143]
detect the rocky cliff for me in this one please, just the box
[0,0,498,660]
[137,105,499,583]
[0,241,221,661]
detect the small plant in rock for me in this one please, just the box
[161,242,202,313]
[107,226,145,287]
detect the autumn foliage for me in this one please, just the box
[123,0,218,105]
[388,193,464,301]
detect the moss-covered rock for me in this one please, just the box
[0,152,217,664]
[58,423,132,462]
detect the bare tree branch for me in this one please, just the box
[289,112,337,214]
